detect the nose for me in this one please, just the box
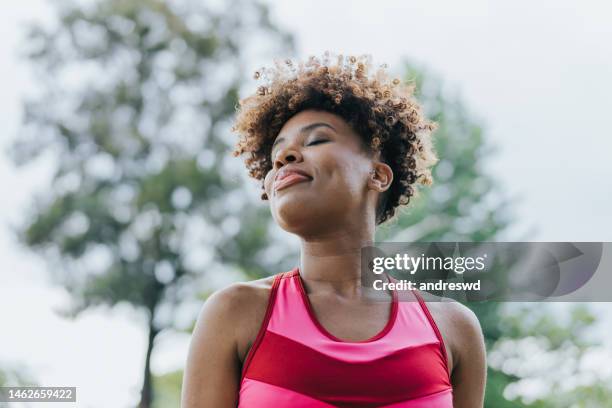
[273,143,303,169]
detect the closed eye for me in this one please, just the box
[307,139,329,146]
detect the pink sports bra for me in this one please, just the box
[237,267,453,407]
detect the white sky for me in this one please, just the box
[0,0,611,407]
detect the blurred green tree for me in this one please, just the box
[0,364,36,408]
[13,0,292,407]
[376,62,610,407]
[381,61,520,406]
[487,304,612,407]
[0,365,34,387]
[367,60,516,406]
[152,369,183,408]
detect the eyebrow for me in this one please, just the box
[271,122,336,151]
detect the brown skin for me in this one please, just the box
[181,110,487,407]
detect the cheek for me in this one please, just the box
[320,152,368,194]
[263,171,274,194]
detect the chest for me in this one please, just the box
[238,281,454,377]
[238,295,393,363]
[239,295,454,407]
[305,294,394,342]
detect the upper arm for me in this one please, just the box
[181,284,245,408]
[449,303,487,408]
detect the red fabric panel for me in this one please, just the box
[245,331,452,407]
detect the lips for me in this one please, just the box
[273,169,312,192]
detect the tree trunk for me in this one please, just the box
[138,315,159,408]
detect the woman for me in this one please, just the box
[181,53,486,407]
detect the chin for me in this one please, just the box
[273,198,317,232]
[272,194,346,235]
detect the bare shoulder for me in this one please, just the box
[419,294,487,406]
[415,291,484,374]
[197,275,276,329]
[182,276,278,407]
[419,292,481,332]
[207,275,275,308]
[193,275,277,361]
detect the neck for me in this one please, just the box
[298,225,384,298]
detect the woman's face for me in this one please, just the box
[263,109,390,236]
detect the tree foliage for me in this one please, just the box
[14,0,292,406]
[379,62,609,407]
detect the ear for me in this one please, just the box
[367,162,393,193]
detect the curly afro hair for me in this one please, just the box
[232,52,439,225]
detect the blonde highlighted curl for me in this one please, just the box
[232,52,439,225]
